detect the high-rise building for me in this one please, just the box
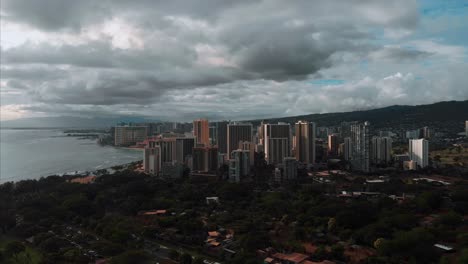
[294,121,316,165]
[209,126,217,146]
[193,119,210,146]
[239,141,256,163]
[338,143,344,157]
[175,137,195,164]
[193,146,218,172]
[151,138,177,163]
[409,138,429,168]
[340,121,355,139]
[466,121,468,137]
[114,126,148,146]
[283,157,298,180]
[263,123,291,164]
[315,141,326,162]
[343,137,352,161]
[420,126,432,139]
[144,145,161,175]
[229,150,250,182]
[349,122,370,172]
[371,137,392,164]
[379,131,393,137]
[258,121,266,146]
[227,123,253,159]
[215,121,229,154]
[317,127,330,139]
[327,134,339,157]
[406,129,420,139]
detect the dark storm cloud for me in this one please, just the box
[16,66,252,105]
[0,66,67,80]
[1,0,109,31]
[225,21,373,80]
[1,0,258,31]
[1,41,196,69]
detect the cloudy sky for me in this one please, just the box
[1,0,467,121]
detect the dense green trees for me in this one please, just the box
[180,252,193,264]
[378,228,437,263]
[110,250,152,264]
[1,166,466,264]
[4,241,26,262]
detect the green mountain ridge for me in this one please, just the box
[248,100,468,129]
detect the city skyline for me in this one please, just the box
[1,0,468,122]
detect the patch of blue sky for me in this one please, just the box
[420,0,468,17]
[311,79,345,86]
[406,0,468,46]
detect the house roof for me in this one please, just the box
[285,253,309,263]
[303,243,318,254]
[142,209,167,215]
[70,175,96,184]
[209,241,220,247]
[302,261,335,264]
[208,231,220,237]
[272,252,308,263]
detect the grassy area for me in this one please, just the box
[0,237,43,264]
[431,146,468,165]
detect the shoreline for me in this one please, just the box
[0,160,143,185]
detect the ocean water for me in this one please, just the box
[0,128,142,183]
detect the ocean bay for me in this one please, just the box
[0,128,142,183]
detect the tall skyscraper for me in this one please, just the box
[227,123,253,159]
[193,119,210,146]
[229,149,250,182]
[343,137,352,161]
[209,126,217,146]
[193,146,218,172]
[263,123,291,164]
[144,145,161,175]
[294,121,316,165]
[175,137,195,164]
[258,121,266,146]
[409,139,429,168]
[340,121,354,139]
[350,122,370,172]
[152,138,177,163]
[327,134,339,157]
[371,136,392,164]
[114,126,148,146]
[215,121,229,154]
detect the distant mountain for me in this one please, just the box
[2,100,467,130]
[0,116,160,129]
[248,100,468,131]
